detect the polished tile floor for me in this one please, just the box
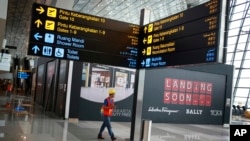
[0,95,249,141]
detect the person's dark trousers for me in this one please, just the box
[98,116,115,138]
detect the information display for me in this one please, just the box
[143,0,220,34]
[139,0,226,68]
[28,3,139,68]
[28,1,227,69]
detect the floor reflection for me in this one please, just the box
[0,95,250,141]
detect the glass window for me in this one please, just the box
[234,69,239,79]
[235,88,249,97]
[227,36,239,45]
[226,53,233,62]
[245,51,250,59]
[235,0,249,5]
[241,69,250,77]
[228,27,240,36]
[226,45,236,52]
[232,4,245,13]
[238,78,250,87]
[242,60,250,68]
[229,19,242,27]
[242,24,250,30]
[233,60,242,68]
[247,100,250,108]
[233,97,247,106]
[237,42,248,51]
[238,34,248,43]
[229,0,250,107]
[231,12,244,21]
[235,51,244,60]
[233,78,237,87]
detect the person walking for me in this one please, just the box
[6,80,13,97]
[98,88,117,141]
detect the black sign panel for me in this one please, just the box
[28,3,139,68]
[31,3,139,34]
[141,31,218,56]
[140,47,217,68]
[143,0,221,33]
[139,0,225,68]
[142,15,219,45]
[30,17,138,45]
[142,68,226,124]
[29,29,138,57]
[28,42,137,68]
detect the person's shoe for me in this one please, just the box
[97,135,104,139]
[111,137,117,141]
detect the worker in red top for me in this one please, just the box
[6,80,13,97]
[98,88,117,141]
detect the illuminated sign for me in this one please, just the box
[28,0,226,69]
[164,78,213,106]
[139,0,226,68]
[141,31,217,56]
[140,47,216,68]
[17,70,31,79]
[144,0,220,34]
[28,3,139,68]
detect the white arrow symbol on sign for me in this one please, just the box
[34,33,43,40]
[142,49,146,55]
[32,45,40,54]
[141,60,145,66]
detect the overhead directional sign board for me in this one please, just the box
[139,0,227,68]
[28,3,139,68]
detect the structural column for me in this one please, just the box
[54,0,76,121]
[130,8,150,141]
[0,0,8,48]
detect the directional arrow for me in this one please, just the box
[32,45,40,54]
[144,26,147,34]
[36,6,45,14]
[34,19,42,28]
[141,60,145,67]
[143,38,147,44]
[34,33,43,40]
[142,49,146,55]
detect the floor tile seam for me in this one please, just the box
[152,126,229,139]
[155,123,227,135]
